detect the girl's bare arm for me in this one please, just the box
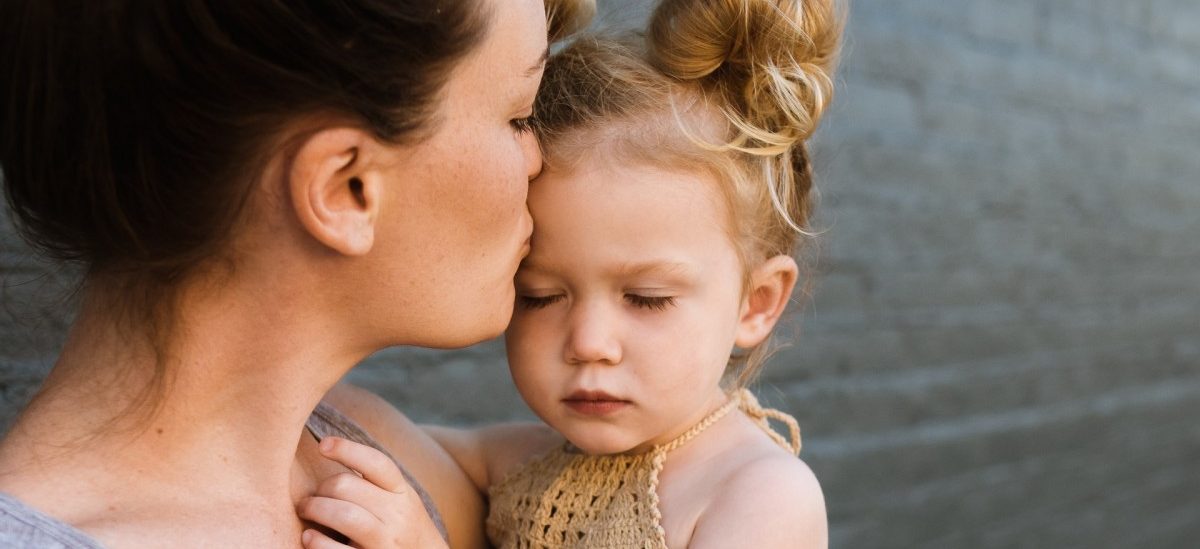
[423,422,563,494]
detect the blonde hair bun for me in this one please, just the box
[648,0,841,152]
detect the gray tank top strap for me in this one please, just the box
[305,401,449,543]
[0,493,106,548]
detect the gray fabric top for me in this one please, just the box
[0,401,447,548]
[0,494,104,549]
[304,401,449,542]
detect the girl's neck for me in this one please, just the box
[0,272,360,522]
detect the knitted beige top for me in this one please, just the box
[486,389,801,549]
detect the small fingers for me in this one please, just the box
[315,472,397,519]
[318,437,410,494]
[301,528,352,549]
[297,496,381,546]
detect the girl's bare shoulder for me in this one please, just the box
[689,419,828,548]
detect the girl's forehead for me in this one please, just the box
[524,159,741,271]
[533,155,734,239]
[540,97,728,165]
[532,155,722,208]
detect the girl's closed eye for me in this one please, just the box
[517,293,563,310]
[625,294,677,311]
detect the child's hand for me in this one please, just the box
[298,436,448,549]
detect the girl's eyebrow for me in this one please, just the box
[516,257,552,274]
[518,259,696,279]
[613,261,696,279]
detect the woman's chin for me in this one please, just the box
[423,301,514,349]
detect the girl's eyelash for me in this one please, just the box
[625,295,676,311]
[517,294,562,310]
[518,294,676,311]
[510,117,533,134]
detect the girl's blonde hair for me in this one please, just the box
[534,0,842,387]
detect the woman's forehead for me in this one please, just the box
[463,0,549,82]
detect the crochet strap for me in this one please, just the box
[646,390,802,546]
[653,389,802,456]
[646,395,742,548]
[655,394,741,454]
[736,389,802,455]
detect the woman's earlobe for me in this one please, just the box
[734,255,799,348]
[288,128,380,256]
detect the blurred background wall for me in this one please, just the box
[3,1,1198,547]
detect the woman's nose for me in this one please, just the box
[522,131,543,181]
[563,304,622,366]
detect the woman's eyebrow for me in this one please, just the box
[523,47,550,78]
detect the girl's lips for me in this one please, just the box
[563,390,630,416]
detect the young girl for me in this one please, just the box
[299,0,841,547]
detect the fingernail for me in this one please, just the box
[302,529,313,544]
[319,438,334,453]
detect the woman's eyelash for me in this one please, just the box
[510,117,533,134]
[625,295,676,311]
[517,294,562,310]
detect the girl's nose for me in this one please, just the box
[563,303,622,366]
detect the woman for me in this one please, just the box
[0,0,592,547]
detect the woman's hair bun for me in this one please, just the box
[647,0,841,152]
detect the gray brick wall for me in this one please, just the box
[2,1,1198,547]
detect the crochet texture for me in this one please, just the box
[486,389,801,549]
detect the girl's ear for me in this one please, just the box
[735,255,799,348]
[287,127,384,256]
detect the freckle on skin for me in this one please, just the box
[155,428,163,435]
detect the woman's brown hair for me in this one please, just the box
[1,0,592,295]
[0,0,593,422]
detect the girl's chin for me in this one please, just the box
[564,434,646,457]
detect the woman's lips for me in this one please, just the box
[563,390,630,416]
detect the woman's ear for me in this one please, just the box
[734,255,799,348]
[288,127,383,256]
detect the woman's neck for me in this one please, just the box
[0,272,361,532]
